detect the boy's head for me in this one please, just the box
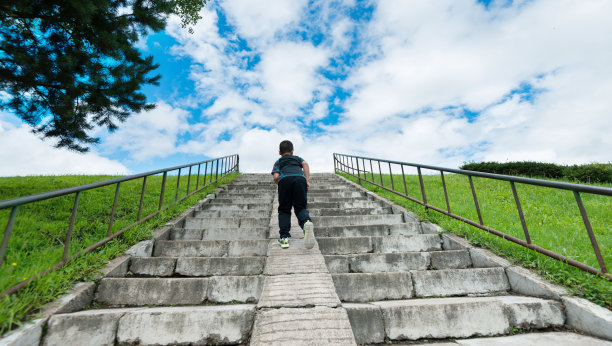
[279,140,293,155]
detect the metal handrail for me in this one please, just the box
[0,154,240,296]
[333,153,611,280]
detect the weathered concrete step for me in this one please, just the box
[43,305,255,345]
[344,296,565,343]
[250,307,357,346]
[324,250,473,273]
[308,197,371,203]
[218,192,274,198]
[325,252,429,273]
[194,209,270,218]
[96,277,263,306]
[170,227,269,240]
[205,203,271,211]
[330,267,508,302]
[332,272,414,302]
[257,273,341,308]
[314,214,404,227]
[184,216,269,228]
[412,267,509,297]
[308,200,386,209]
[212,198,273,204]
[309,206,393,216]
[315,223,422,237]
[129,256,265,276]
[437,332,612,345]
[317,234,442,255]
[154,239,269,257]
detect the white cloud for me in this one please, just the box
[222,0,308,43]
[89,0,612,174]
[102,101,192,161]
[0,112,128,176]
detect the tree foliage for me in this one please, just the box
[0,0,206,152]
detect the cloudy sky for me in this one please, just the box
[1,0,611,176]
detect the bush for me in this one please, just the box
[460,161,612,184]
[564,163,612,183]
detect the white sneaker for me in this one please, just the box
[304,221,315,249]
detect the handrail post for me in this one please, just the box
[574,191,608,274]
[203,162,208,186]
[195,164,201,190]
[441,171,451,213]
[137,176,147,221]
[378,160,384,187]
[0,206,19,268]
[510,181,530,244]
[215,159,219,181]
[158,172,167,211]
[107,182,121,237]
[401,164,408,196]
[186,166,192,195]
[417,167,427,209]
[175,168,182,201]
[468,175,484,225]
[356,157,362,185]
[388,162,395,191]
[369,159,374,181]
[62,191,81,262]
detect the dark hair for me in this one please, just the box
[279,140,293,154]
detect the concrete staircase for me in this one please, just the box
[32,173,611,345]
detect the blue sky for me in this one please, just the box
[1,0,611,175]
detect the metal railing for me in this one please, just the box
[0,154,239,296]
[333,153,611,280]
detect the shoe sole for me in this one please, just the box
[304,222,315,249]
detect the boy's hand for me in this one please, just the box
[306,180,310,190]
[273,173,280,184]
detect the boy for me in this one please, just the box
[271,140,315,249]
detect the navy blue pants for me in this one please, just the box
[278,176,310,238]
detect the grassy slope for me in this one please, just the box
[0,172,238,334]
[338,172,611,308]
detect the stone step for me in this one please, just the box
[205,203,271,211]
[308,196,372,203]
[325,252,430,273]
[43,305,255,345]
[194,209,270,218]
[437,332,612,345]
[330,267,508,302]
[154,240,269,257]
[218,192,274,199]
[314,214,404,227]
[317,235,442,255]
[314,223,422,237]
[95,277,263,306]
[309,206,393,216]
[184,216,269,228]
[308,200,386,209]
[324,250,474,273]
[129,256,266,276]
[170,227,269,240]
[344,296,564,343]
[212,198,273,204]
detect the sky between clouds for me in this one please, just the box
[1,0,611,176]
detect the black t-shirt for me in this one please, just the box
[271,155,305,180]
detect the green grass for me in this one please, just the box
[338,171,612,308]
[0,172,238,334]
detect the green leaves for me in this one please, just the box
[0,0,207,152]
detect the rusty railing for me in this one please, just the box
[333,153,611,280]
[0,154,239,296]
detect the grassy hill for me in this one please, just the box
[0,173,238,334]
[339,172,612,309]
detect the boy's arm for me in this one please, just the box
[302,161,310,190]
[273,172,280,184]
